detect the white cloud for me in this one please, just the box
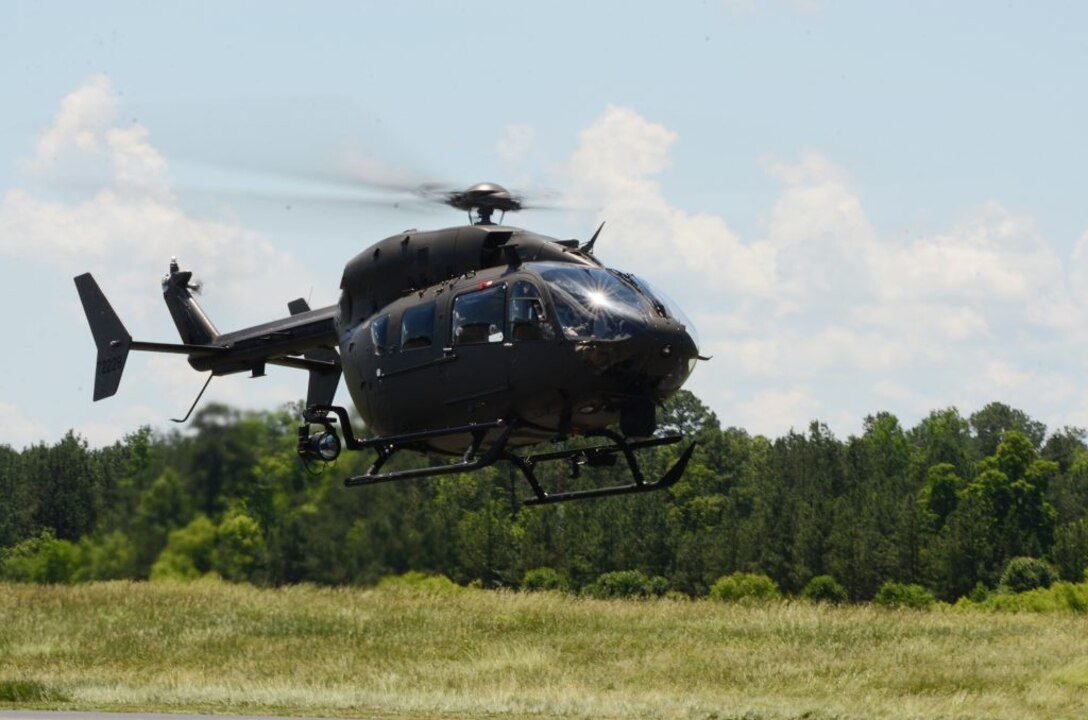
[32,74,116,169]
[568,105,777,297]
[2,75,313,326]
[1,75,318,445]
[564,105,1088,437]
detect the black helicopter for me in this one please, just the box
[75,183,703,504]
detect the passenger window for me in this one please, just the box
[370,314,389,355]
[452,285,506,345]
[400,303,435,350]
[508,280,554,342]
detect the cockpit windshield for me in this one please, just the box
[536,263,648,340]
[629,273,700,351]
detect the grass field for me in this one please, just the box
[1,580,1087,720]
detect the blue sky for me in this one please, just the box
[3,1,1088,447]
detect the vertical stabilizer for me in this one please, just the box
[74,273,132,401]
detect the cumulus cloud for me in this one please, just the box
[566,105,1088,436]
[0,75,317,444]
[568,105,777,298]
[2,75,311,326]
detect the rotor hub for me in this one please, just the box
[443,182,522,224]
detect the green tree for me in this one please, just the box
[150,514,217,581]
[130,468,193,575]
[918,463,962,529]
[1042,426,1087,474]
[25,432,100,541]
[1051,518,1088,581]
[215,506,268,583]
[909,408,971,477]
[969,402,1046,458]
[455,492,520,587]
[0,445,33,548]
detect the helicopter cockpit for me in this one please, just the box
[536,264,647,341]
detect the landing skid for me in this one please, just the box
[298,405,694,505]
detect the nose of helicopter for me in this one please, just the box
[654,319,700,392]
[575,318,699,395]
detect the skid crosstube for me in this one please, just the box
[299,405,694,505]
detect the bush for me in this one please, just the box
[874,581,936,610]
[969,582,1088,613]
[0,530,80,584]
[966,581,991,603]
[709,572,780,603]
[74,531,137,582]
[150,515,217,582]
[582,570,669,599]
[1000,556,1059,594]
[801,575,848,604]
[521,567,568,592]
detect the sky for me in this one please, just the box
[2,1,1088,448]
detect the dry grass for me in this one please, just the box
[1,580,1087,719]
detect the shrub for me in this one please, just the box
[1000,556,1059,594]
[582,570,669,599]
[801,575,848,604]
[874,581,936,610]
[150,515,217,582]
[0,530,80,584]
[74,531,137,582]
[966,581,991,603]
[709,572,780,603]
[521,567,568,592]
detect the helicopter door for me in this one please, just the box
[443,284,510,414]
[373,302,439,431]
[508,279,555,343]
[507,278,564,414]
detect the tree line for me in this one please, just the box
[2,392,1087,601]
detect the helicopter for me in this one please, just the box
[75,182,704,504]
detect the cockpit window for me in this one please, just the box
[452,285,506,345]
[537,264,647,341]
[508,280,554,342]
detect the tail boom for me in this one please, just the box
[75,261,341,404]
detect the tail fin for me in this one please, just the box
[74,273,132,401]
[162,258,219,346]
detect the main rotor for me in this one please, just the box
[439,182,523,225]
